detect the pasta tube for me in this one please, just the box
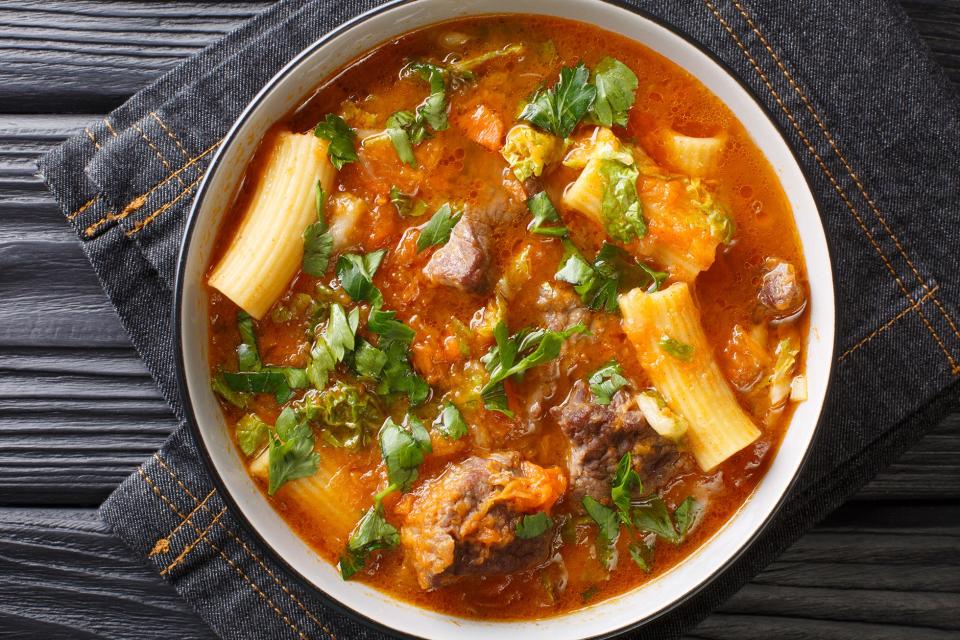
[620,282,760,470]
[661,128,727,177]
[208,130,336,319]
[250,449,358,535]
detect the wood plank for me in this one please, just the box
[0,502,955,640]
[0,1,957,114]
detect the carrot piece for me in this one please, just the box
[457,104,504,151]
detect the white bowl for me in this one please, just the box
[175,1,836,638]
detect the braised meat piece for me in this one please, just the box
[400,452,566,590]
[551,381,688,500]
[423,213,492,293]
[758,260,806,318]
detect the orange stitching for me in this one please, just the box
[84,128,101,150]
[124,171,205,237]
[103,118,118,138]
[839,285,940,361]
[66,196,98,221]
[82,139,221,237]
[138,467,309,640]
[702,0,960,375]
[151,112,191,159]
[160,506,228,576]
[728,0,960,348]
[159,488,216,546]
[153,455,338,640]
[132,123,185,188]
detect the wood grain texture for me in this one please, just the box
[0,1,957,639]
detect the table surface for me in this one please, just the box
[1,1,959,638]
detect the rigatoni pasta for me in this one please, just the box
[208,130,335,319]
[619,282,761,470]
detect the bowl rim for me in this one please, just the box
[173,1,838,637]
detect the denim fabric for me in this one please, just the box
[38,0,960,638]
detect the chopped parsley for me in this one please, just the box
[588,359,629,405]
[515,512,553,539]
[556,242,666,313]
[379,415,432,492]
[582,495,620,542]
[336,250,386,305]
[433,401,468,440]
[416,203,462,252]
[674,496,703,538]
[520,62,597,138]
[525,191,568,237]
[302,183,334,277]
[313,114,358,170]
[588,57,639,128]
[389,185,428,218]
[267,407,320,494]
[610,452,642,524]
[339,494,400,579]
[305,303,359,389]
[659,336,694,361]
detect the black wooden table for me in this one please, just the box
[1,1,959,638]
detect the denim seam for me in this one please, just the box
[161,506,229,576]
[132,123,186,189]
[137,466,311,640]
[66,196,98,221]
[82,140,221,237]
[125,170,206,237]
[702,0,960,375]
[154,488,217,556]
[151,112,192,159]
[83,128,102,151]
[153,454,339,640]
[838,284,940,362]
[727,0,960,350]
[103,118,119,139]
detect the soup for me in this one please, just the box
[204,15,809,620]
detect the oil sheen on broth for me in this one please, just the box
[205,15,810,620]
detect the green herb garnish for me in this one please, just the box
[313,114,358,170]
[379,415,432,492]
[520,62,597,138]
[339,492,400,579]
[302,183,334,277]
[389,185,428,218]
[336,250,386,305]
[674,496,703,538]
[587,57,639,128]
[433,401,468,440]
[516,512,553,539]
[267,407,320,494]
[659,336,694,361]
[610,453,642,524]
[305,303,359,389]
[525,191,568,237]
[416,203,462,252]
[556,242,666,313]
[588,359,629,405]
[582,495,620,542]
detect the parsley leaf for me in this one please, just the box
[385,111,421,167]
[267,407,320,494]
[659,336,694,361]
[313,114,358,170]
[405,62,449,132]
[306,303,359,389]
[416,203,462,252]
[480,321,587,414]
[389,185,428,218]
[610,453,642,524]
[221,370,294,404]
[367,309,428,406]
[588,359,629,405]
[582,495,620,542]
[628,538,655,572]
[211,374,249,408]
[336,250,386,305]
[556,242,665,313]
[236,413,269,456]
[631,496,679,543]
[379,415,432,492]
[588,57,639,128]
[302,183,334,277]
[351,339,387,380]
[433,401,468,440]
[674,496,703,538]
[520,62,597,138]
[236,310,261,371]
[599,158,646,242]
[339,499,399,579]
[516,512,553,539]
[525,191,568,237]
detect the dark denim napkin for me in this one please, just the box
[38,0,960,638]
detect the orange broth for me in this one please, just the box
[206,15,808,620]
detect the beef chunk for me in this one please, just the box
[401,452,566,589]
[759,260,806,318]
[551,381,689,501]
[422,214,492,293]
